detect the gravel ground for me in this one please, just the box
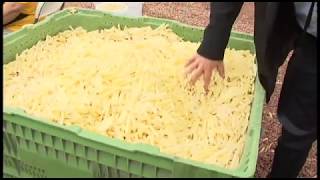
[143,2,317,178]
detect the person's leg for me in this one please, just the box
[268,32,317,178]
[268,127,316,178]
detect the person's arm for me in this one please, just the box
[198,2,243,60]
[185,2,243,91]
[3,2,24,25]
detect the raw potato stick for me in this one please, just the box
[4,25,256,169]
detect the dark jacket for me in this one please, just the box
[197,2,300,102]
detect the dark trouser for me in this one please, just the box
[268,32,317,178]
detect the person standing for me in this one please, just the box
[185,2,317,178]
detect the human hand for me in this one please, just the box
[63,2,95,9]
[184,53,225,91]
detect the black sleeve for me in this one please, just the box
[197,2,244,60]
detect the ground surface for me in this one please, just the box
[143,2,317,178]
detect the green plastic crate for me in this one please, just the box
[3,9,265,178]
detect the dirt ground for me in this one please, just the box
[143,2,317,178]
